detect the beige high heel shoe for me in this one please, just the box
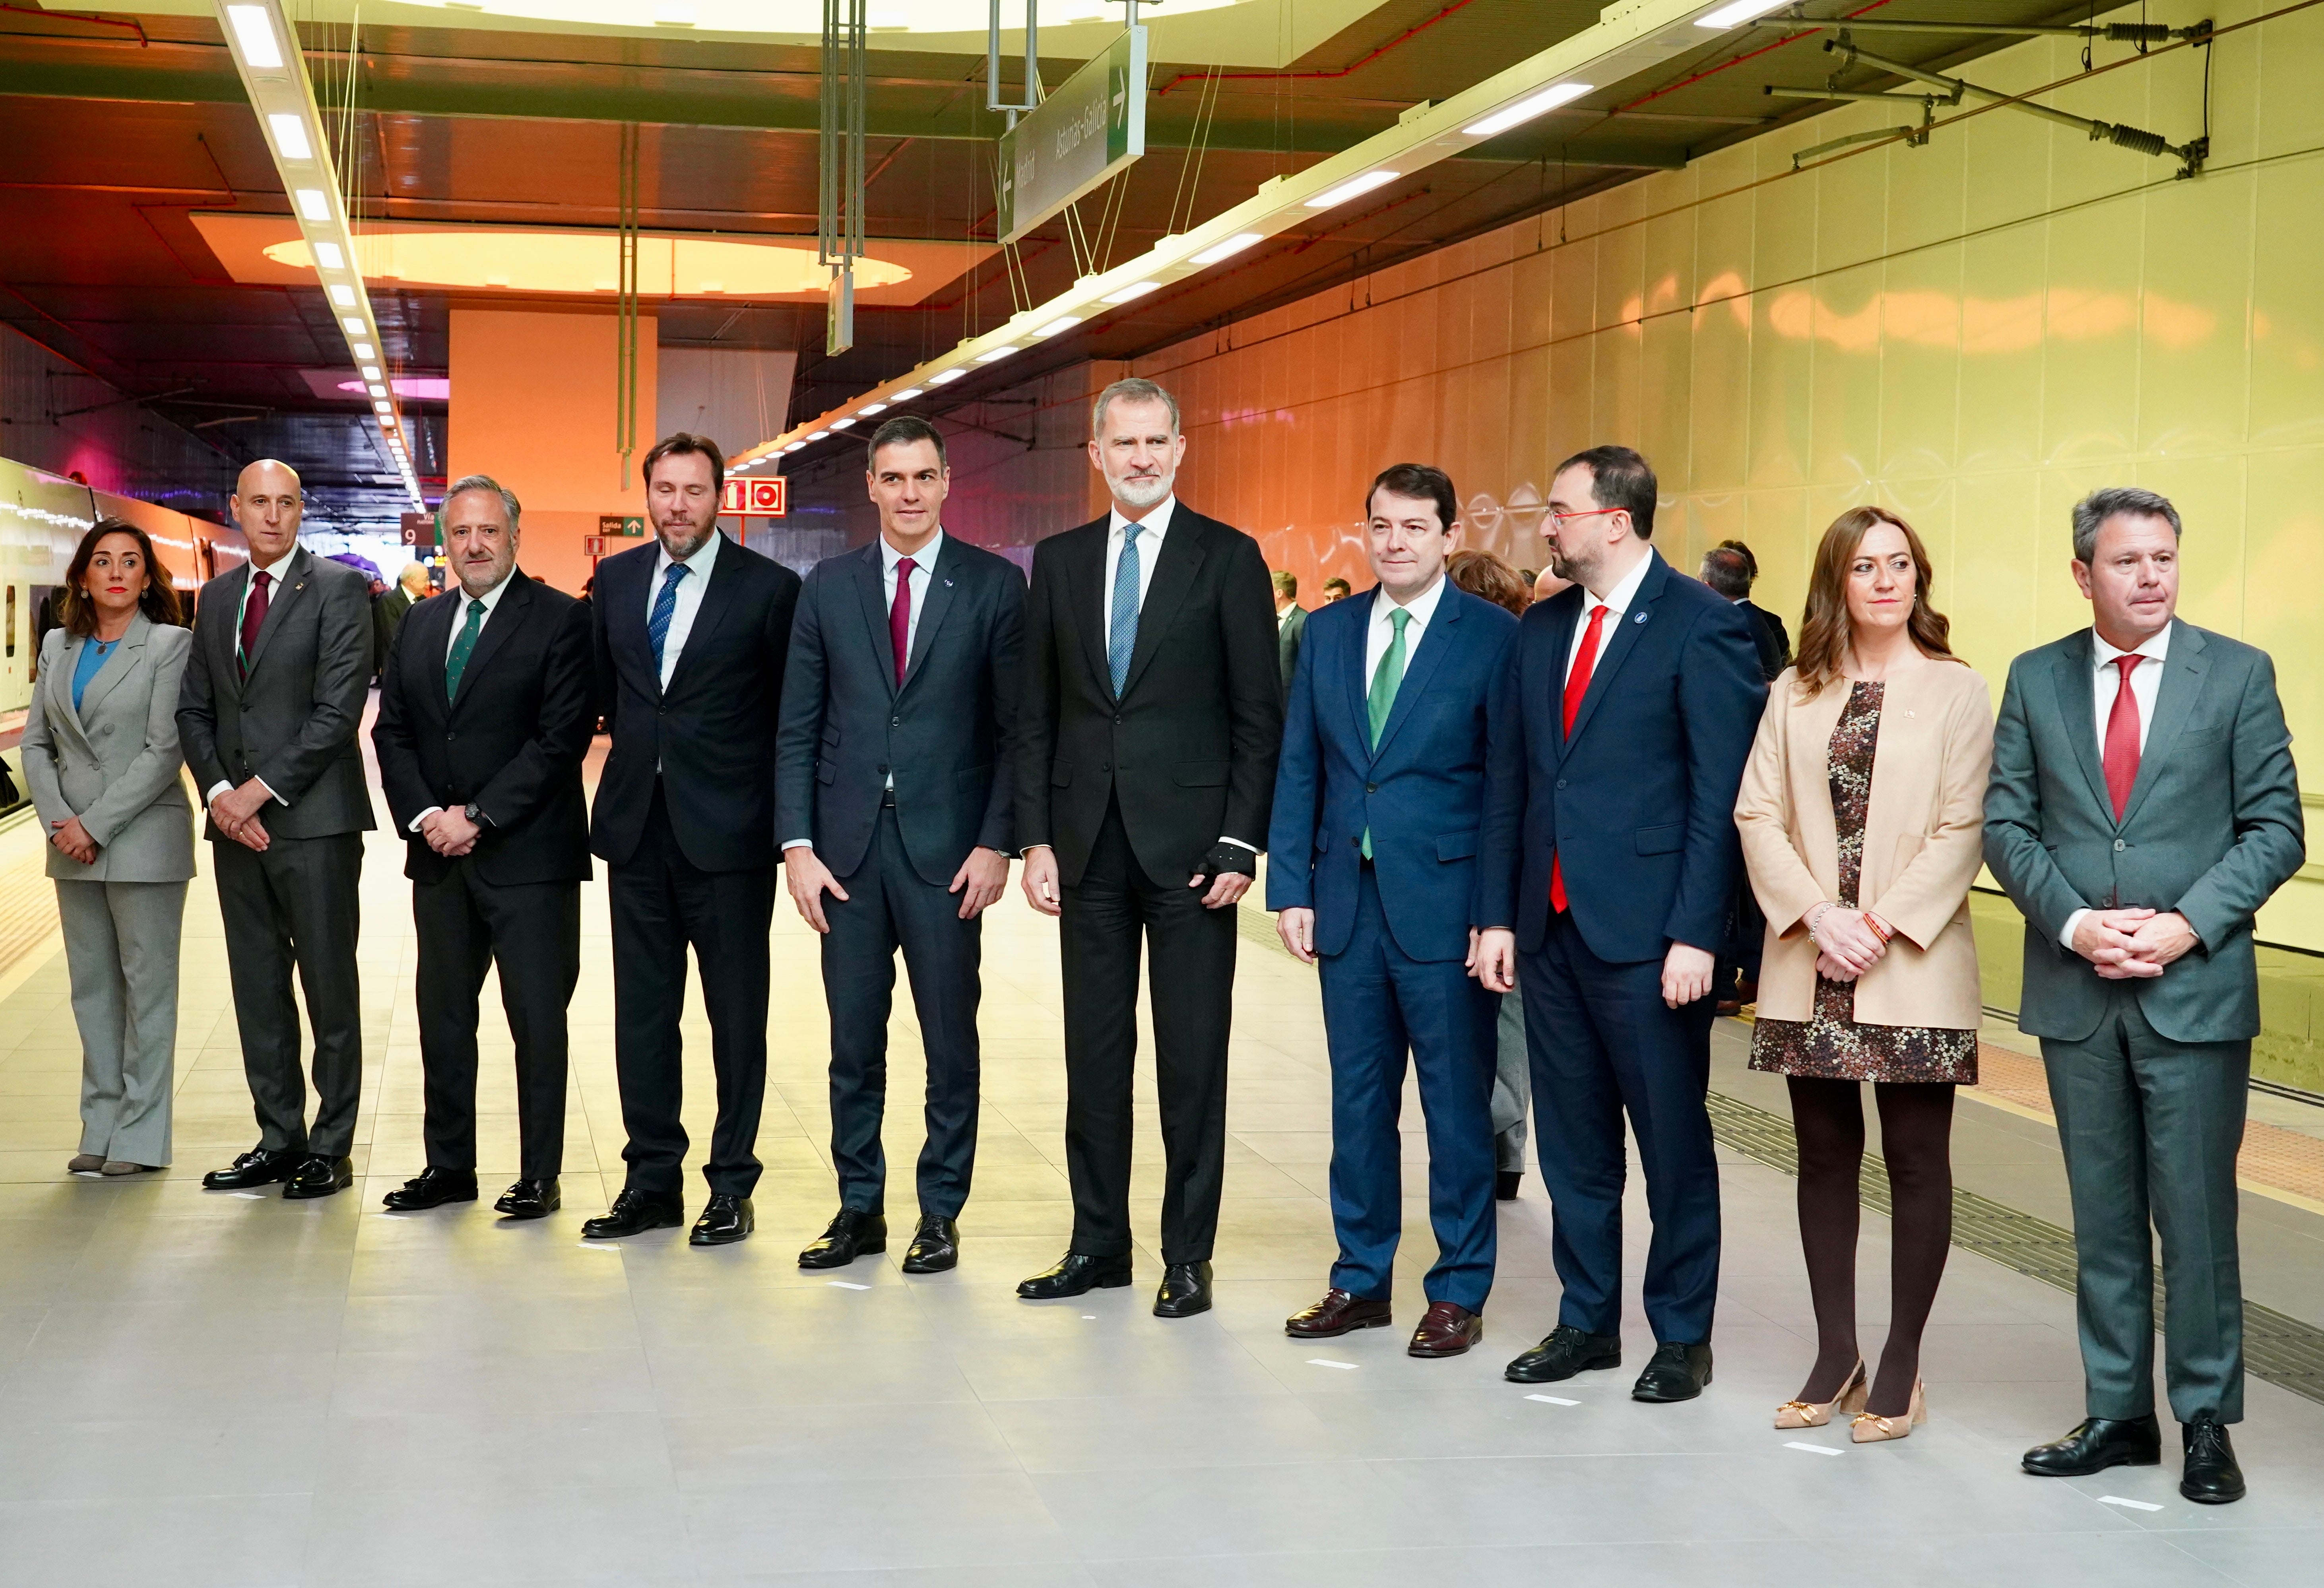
[1775,1359,1867,1429]
[1851,1379,1927,1443]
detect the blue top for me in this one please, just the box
[72,635,119,714]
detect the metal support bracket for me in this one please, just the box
[821,0,867,354]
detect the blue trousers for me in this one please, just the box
[1521,911,1721,1343]
[1317,869,1499,1312]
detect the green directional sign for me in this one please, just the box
[997,25,1146,246]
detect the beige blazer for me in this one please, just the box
[1734,655,1993,1029]
[20,615,198,884]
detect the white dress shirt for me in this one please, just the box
[409,569,519,832]
[205,546,301,809]
[648,526,723,690]
[1101,495,1176,655]
[1564,545,1654,687]
[1365,571,1447,685]
[2058,624,2174,949]
[784,531,944,851]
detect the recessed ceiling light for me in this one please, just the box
[807,430,830,441]
[367,384,387,397]
[1101,280,1161,304]
[828,417,858,430]
[341,316,366,333]
[1190,232,1263,266]
[353,343,376,359]
[1306,171,1401,209]
[328,283,357,306]
[374,399,393,413]
[360,364,381,379]
[927,369,966,386]
[859,401,889,415]
[315,241,347,271]
[974,346,1018,363]
[782,441,806,452]
[268,114,312,162]
[1463,82,1594,138]
[891,387,923,400]
[1695,0,1791,28]
[1032,316,1083,339]
[295,189,331,220]
[225,6,283,69]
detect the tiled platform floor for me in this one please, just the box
[2,771,2321,1585]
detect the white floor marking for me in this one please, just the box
[1784,1441,1844,1456]
[1307,1358,1358,1370]
[1525,1394,1579,1406]
[2098,1495,2164,1512]
[829,1280,871,1290]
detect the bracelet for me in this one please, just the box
[1806,902,1834,947]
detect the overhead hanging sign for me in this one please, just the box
[997,25,1146,246]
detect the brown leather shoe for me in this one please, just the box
[1408,1301,1483,1357]
[1285,1288,1393,1338]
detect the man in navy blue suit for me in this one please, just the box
[1474,445,1765,1401]
[1268,464,1520,1359]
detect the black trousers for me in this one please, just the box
[412,863,579,1180]
[212,832,365,1158]
[822,804,982,1219]
[1058,798,1237,1264]
[608,783,777,1197]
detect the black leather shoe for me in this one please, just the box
[1017,1251,1133,1299]
[495,1178,560,1219]
[1154,1260,1213,1318]
[690,1193,753,1247]
[2180,1417,2245,1504]
[901,1214,960,1274]
[2021,1414,2163,1477]
[1494,1170,1521,1202]
[799,1207,886,1268]
[381,1167,478,1211]
[580,1187,685,1239]
[1632,1339,1713,1402]
[202,1147,299,1191]
[281,1155,353,1200]
[1505,1324,1623,1383]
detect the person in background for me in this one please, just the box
[1987,487,2303,1505]
[1321,577,1353,605]
[1715,539,1791,669]
[1271,466,1518,1358]
[1531,565,1571,607]
[180,459,376,1200]
[1446,547,1535,1196]
[777,416,1024,1276]
[1701,545,1782,1016]
[1734,506,1993,1444]
[1701,546,1787,684]
[1474,444,1765,1403]
[371,476,595,1222]
[21,520,196,1177]
[1273,570,1308,694]
[374,562,430,679]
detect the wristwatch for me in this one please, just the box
[463,802,490,827]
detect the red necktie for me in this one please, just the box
[2102,652,2143,820]
[889,556,916,686]
[1549,603,1610,913]
[238,569,272,679]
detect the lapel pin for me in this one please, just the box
[1633,610,1648,624]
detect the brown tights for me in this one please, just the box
[1788,1077,1956,1418]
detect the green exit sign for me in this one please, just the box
[598,515,645,537]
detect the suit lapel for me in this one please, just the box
[1062,519,1112,697]
[1561,551,1664,756]
[903,538,962,686]
[415,593,456,717]
[2050,632,2115,822]
[1119,510,1205,700]
[2118,620,2207,828]
[43,637,97,754]
[241,547,311,686]
[1341,596,1373,751]
[1370,587,1460,763]
[607,551,659,695]
[664,533,744,698]
[447,574,533,718]
[74,613,149,721]
[852,542,900,698]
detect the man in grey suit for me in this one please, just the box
[1273,570,1307,694]
[180,459,378,1200]
[777,415,1023,1274]
[1985,486,2304,1505]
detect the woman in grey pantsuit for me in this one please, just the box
[20,518,196,1175]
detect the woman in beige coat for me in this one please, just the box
[20,519,196,1175]
[1734,505,1993,1445]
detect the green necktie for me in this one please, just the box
[444,597,486,701]
[1361,606,1410,859]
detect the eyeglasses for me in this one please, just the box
[1546,507,1625,529]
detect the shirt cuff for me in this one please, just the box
[204,780,232,806]
[2059,908,2088,952]
[781,838,813,851]
[264,780,285,807]
[1218,836,1258,853]
[410,806,444,833]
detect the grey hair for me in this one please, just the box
[443,473,522,532]
[1091,376,1180,440]
[1699,546,1753,599]
[2072,486,2179,563]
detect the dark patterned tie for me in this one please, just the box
[890,556,917,686]
[648,561,689,677]
[444,598,486,701]
[237,569,272,680]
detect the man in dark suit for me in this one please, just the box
[1269,463,1519,1359]
[373,562,428,679]
[1698,545,1785,684]
[1273,570,1307,693]
[1015,376,1282,1318]
[776,416,1024,1275]
[180,459,376,1200]
[371,476,595,1221]
[581,432,802,1247]
[1712,538,1791,671]
[1987,487,2303,1505]
[1474,445,1765,1401]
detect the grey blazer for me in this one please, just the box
[1983,619,2305,1045]
[20,615,198,883]
[176,545,377,840]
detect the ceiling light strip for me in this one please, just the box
[742,0,1755,468]
[214,0,421,507]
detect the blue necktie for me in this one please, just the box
[648,561,689,677]
[1108,523,1141,696]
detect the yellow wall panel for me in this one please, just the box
[2041,207,2142,465]
[2138,169,2254,458]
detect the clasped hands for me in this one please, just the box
[1808,903,1892,983]
[48,815,99,866]
[419,807,482,859]
[2072,907,2197,979]
[207,778,274,853]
